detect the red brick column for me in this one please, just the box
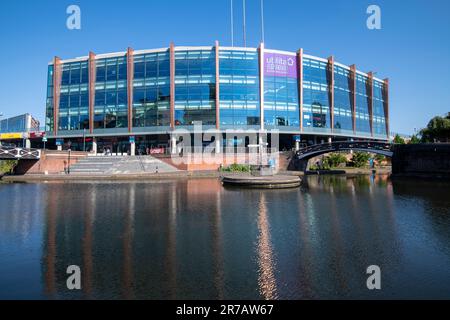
[52,57,62,136]
[384,78,390,139]
[215,41,220,129]
[169,42,175,129]
[367,72,374,137]
[127,47,134,132]
[328,56,335,131]
[350,64,357,134]
[297,48,304,132]
[88,52,96,134]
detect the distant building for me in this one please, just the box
[0,113,42,147]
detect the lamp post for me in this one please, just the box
[67,141,72,175]
[83,128,86,152]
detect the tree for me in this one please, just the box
[393,134,406,144]
[420,113,450,143]
[409,135,420,144]
[0,160,17,175]
[350,152,371,168]
[323,153,347,168]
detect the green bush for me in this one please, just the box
[350,152,371,168]
[323,153,347,168]
[220,163,251,173]
[393,134,406,144]
[409,135,421,144]
[309,164,330,171]
[0,160,18,175]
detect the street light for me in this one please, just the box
[67,141,72,175]
[83,128,86,152]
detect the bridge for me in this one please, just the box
[296,141,393,159]
[293,141,393,171]
[0,147,41,160]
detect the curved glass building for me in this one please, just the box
[45,43,389,153]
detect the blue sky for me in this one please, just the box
[0,0,449,134]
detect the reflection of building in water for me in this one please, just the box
[44,189,57,297]
[165,182,177,299]
[298,175,401,297]
[212,184,224,299]
[41,180,227,299]
[81,187,94,297]
[256,192,278,299]
[122,183,135,299]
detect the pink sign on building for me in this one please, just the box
[264,52,298,78]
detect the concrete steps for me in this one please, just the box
[66,155,179,175]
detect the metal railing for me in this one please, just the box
[0,147,41,160]
[295,141,393,159]
[174,146,279,155]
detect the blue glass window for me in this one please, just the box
[219,50,260,127]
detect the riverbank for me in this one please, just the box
[307,167,391,175]
[0,170,223,182]
[0,167,392,183]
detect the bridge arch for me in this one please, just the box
[294,141,393,171]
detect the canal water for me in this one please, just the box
[0,175,450,299]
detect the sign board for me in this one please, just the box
[293,135,301,142]
[55,138,64,146]
[42,137,48,142]
[0,132,23,140]
[30,131,45,139]
[264,52,297,78]
[150,148,165,155]
[129,136,135,144]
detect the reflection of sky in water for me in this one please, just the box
[0,176,450,299]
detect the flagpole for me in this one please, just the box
[231,0,234,46]
[243,0,246,47]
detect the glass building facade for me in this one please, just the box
[133,51,171,127]
[264,53,299,129]
[0,114,40,134]
[355,73,372,136]
[333,65,353,134]
[45,65,54,132]
[45,45,389,143]
[175,49,216,126]
[219,49,260,128]
[59,61,90,130]
[302,57,331,131]
[373,80,387,137]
